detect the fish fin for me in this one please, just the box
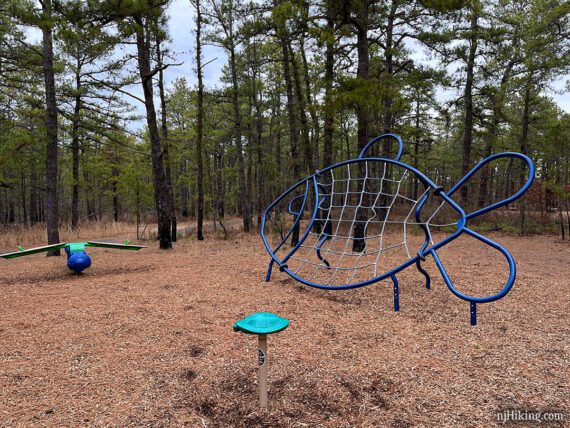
[430,227,516,305]
[446,152,534,220]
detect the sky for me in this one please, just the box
[159,0,226,88]
[24,0,570,130]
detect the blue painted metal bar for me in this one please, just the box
[391,274,400,312]
[261,180,309,281]
[261,178,310,262]
[265,260,274,282]
[426,191,467,251]
[415,260,431,290]
[470,302,477,326]
[280,177,320,266]
[412,189,433,291]
[357,133,404,161]
[287,194,305,216]
[446,152,535,220]
[430,227,516,304]
[315,235,331,269]
[313,183,331,237]
[414,191,432,260]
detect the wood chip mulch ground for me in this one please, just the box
[1,231,568,427]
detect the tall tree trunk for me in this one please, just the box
[228,28,251,232]
[135,17,173,249]
[273,96,282,198]
[382,1,397,140]
[112,180,119,221]
[195,0,205,240]
[215,147,224,221]
[180,159,189,217]
[461,7,478,206]
[322,1,335,167]
[20,172,27,226]
[112,143,119,221]
[156,38,177,242]
[352,2,370,253]
[8,191,15,223]
[29,161,38,226]
[71,58,81,231]
[250,40,264,227]
[246,133,253,221]
[299,36,319,169]
[289,43,313,173]
[42,0,60,255]
[255,108,264,227]
[278,19,301,245]
[83,163,96,221]
[519,73,532,234]
[412,97,421,200]
[245,91,254,222]
[1,189,5,225]
[97,187,102,220]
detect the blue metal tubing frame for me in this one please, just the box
[262,177,320,279]
[391,274,400,312]
[261,157,468,290]
[279,178,320,266]
[429,152,534,324]
[414,191,433,288]
[414,192,432,257]
[287,194,305,216]
[357,133,404,161]
[427,152,535,303]
[313,182,333,267]
[262,178,312,281]
[289,185,328,217]
[430,228,517,326]
[415,260,431,289]
[261,144,535,324]
[263,179,311,253]
[447,152,535,220]
[430,227,516,304]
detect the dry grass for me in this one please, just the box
[0,230,568,427]
[0,218,240,250]
[0,222,135,249]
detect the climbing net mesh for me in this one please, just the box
[265,160,459,288]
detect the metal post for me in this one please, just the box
[470,302,477,326]
[391,274,400,312]
[258,334,268,407]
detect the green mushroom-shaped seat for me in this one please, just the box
[233,312,289,335]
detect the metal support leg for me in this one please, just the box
[265,260,274,282]
[415,259,431,290]
[470,302,477,326]
[391,274,399,312]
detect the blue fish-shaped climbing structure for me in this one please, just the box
[261,134,535,325]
